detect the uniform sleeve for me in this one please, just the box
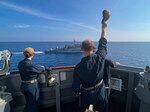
[105,59,117,68]
[30,64,45,74]
[72,68,81,95]
[95,38,107,58]
[103,59,110,87]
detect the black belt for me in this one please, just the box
[82,80,103,91]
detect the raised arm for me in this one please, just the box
[96,10,110,56]
[101,23,107,39]
[101,10,110,39]
[101,10,110,38]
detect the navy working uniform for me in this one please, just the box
[103,59,117,111]
[72,38,107,112]
[135,71,150,112]
[103,59,116,88]
[18,58,45,112]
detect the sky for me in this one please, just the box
[0,0,150,42]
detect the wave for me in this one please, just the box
[12,51,44,55]
[35,51,44,54]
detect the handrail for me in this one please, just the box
[47,65,75,71]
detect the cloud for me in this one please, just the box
[41,26,72,31]
[0,1,65,21]
[10,24,31,28]
[0,1,99,32]
[71,22,99,32]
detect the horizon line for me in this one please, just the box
[1,40,150,42]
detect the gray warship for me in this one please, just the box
[45,41,82,54]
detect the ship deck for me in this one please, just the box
[0,64,147,112]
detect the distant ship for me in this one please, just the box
[45,41,82,54]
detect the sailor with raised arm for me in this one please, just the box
[72,10,110,112]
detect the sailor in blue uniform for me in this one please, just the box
[135,67,150,112]
[18,47,45,112]
[103,59,117,112]
[72,10,110,112]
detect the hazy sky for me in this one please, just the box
[0,0,150,41]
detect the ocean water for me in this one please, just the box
[0,42,150,71]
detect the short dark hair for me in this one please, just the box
[81,39,94,52]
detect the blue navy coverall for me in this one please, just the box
[18,58,45,112]
[103,59,116,87]
[72,38,107,112]
[103,59,117,111]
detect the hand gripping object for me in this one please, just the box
[101,10,110,24]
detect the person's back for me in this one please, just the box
[18,58,44,81]
[18,47,45,112]
[74,39,107,88]
[72,10,110,112]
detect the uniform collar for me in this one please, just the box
[81,54,93,61]
[24,58,31,61]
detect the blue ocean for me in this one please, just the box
[0,42,150,71]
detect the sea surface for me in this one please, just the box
[0,42,150,72]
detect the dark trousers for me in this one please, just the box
[21,82,39,112]
[81,83,108,112]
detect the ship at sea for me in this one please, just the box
[45,41,82,54]
[0,0,150,111]
[0,49,150,112]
